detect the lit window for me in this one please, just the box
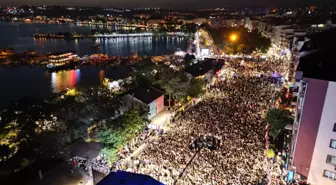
[331,139,336,149]
[323,170,336,180]
[326,155,336,165]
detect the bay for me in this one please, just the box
[0,22,187,56]
[0,22,186,108]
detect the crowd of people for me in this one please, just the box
[115,56,286,185]
[116,128,156,160]
[69,155,110,175]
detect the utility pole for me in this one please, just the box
[173,149,199,185]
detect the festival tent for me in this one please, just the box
[97,171,165,185]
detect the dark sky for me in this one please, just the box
[0,0,334,8]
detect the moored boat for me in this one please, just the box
[91,42,100,48]
[46,51,79,71]
[0,48,16,57]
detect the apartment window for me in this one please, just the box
[331,139,336,149]
[326,155,336,165]
[333,123,336,132]
[323,170,336,180]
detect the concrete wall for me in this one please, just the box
[308,81,336,185]
[293,78,329,177]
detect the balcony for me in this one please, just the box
[291,95,298,104]
[292,90,298,95]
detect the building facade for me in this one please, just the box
[123,86,165,119]
[291,78,336,184]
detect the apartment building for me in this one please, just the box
[290,48,336,185]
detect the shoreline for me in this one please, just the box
[33,32,191,40]
[0,61,130,69]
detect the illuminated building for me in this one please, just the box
[290,47,336,184]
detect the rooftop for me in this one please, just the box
[297,48,336,82]
[300,28,336,52]
[265,17,294,26]
[185,59,224,77]
[128,85,164,105]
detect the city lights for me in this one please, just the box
[1,4,333,185]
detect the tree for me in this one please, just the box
[0,145,11,162]
[266,109,294,139]
[265,149,275,158]
[122,108,148,140]
[97,108,148,163]
[205,27,271,54]
[98,129,125,149]
[188,78,205,98]
[182,23,197,34]
[163,77,189,107]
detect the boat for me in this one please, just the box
[47,62,79,72]
[0,48,16,56]
[24,50,37,56]
[46,51,79,71]
[90,53,109,61]
[91,42,100,48]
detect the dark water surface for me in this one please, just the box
[0,66,133,108]
[0,22,187,56]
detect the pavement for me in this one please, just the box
[148,109,172,130]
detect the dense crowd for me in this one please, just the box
[116,57,285,185]
[69,155,110,175]
[116,128,156,160]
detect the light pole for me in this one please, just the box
[229,33,238,54]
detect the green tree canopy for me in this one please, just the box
[188,78,205,98]
[266,109,293,139]
[205,27,271,54]
[98,108,148,163]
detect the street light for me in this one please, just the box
[229,33,238,54]
[229,34,238,42]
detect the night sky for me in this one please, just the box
[0,0,333,8]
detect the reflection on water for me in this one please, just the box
[99,70,105,82]
[0,66,133,109]
[51,69,81,93]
